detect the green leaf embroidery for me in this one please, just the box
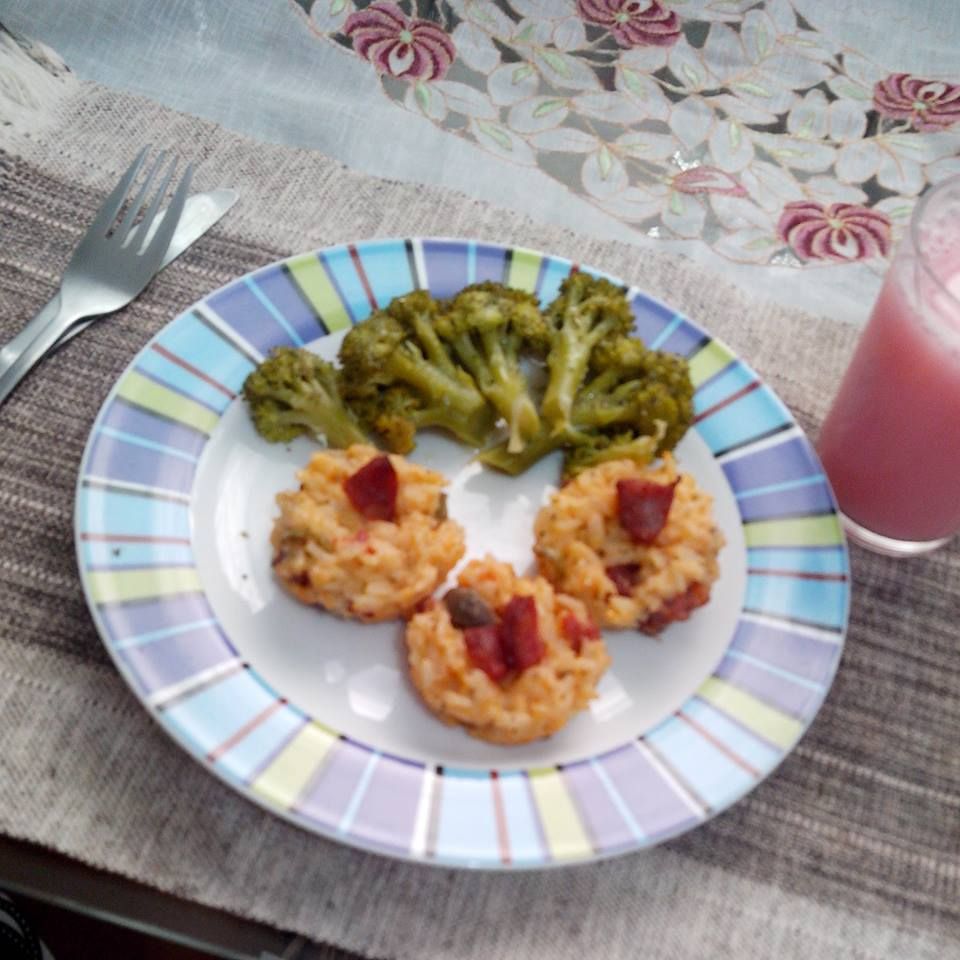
[330,0,346,13]
[477,121,513,151]
[621,68,648,99]
[598,145,613,179]
[783,35,818,48]
[619,135,646,155]
[415,82,430,113]
[729,121,741,148]
[770,148,800,159]
[732,80,771,97]
[669,192,684,216]
[540,50,569,78]
[756,24,770,58]
[887,136,923,153]
[470,2,495,26]
[533,99,567,117]
[831,79,871,101]
[516,24,535,43]
[512,64,534,84]
[681,64,702,88]
[796,116,815,138]
[745,236,777,251]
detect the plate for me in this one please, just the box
[75,238,849,868]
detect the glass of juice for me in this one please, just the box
[817,175,960,556]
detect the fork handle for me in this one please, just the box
[0,297,62,373]
[0,296,81,406]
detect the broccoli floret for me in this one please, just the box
[571,378,685,439]
[588,333,648,373]
[561,427,664,480]
[582,336,693,450]
[541,272,636,434]
[435,282,549,452]
[242,346,370,448]
[479,333,693,477]
[479,413,663,480]
[350,385,487,456]
[476,426,573,476]
[346,389,419,455]
[339,291,495,450]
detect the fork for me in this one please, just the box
[0,146,193,406]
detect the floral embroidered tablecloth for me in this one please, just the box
[308,0,959,267]
[3,0,958,321]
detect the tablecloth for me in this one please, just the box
[2,0,960,328]
[1,30,959,960]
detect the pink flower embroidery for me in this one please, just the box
[672,167,746,197]
[577,0,681,48]
[778,201,892,262]
[344,2,455,82]
[873,74,960,132]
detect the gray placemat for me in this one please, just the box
[0,73,958,960]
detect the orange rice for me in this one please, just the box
[534,454,723,630]
[271,445,464,622]
[405,557,610,744]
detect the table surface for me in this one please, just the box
[0,6,959,959]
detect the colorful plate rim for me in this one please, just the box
[74,237,850,869]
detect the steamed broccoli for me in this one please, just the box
[581,336,693,451]
[348,385,483,456]
[478,404,664,481]
[346,388,419,455]
[435,282,549,453]
[242,346,371,448]
[338,291,495,452]
[540,272,636,434]
[476,427,570,477]
[479,333,693,479]
[561,427,665,479]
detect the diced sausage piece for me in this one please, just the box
[560,612,601,653]
[343,455,398,521]
[499,595,545,671]
[443,588,496,629]
[638,582,710,635]
[464,624,507,681]
[606,563,640,597]
[616,478,678,545]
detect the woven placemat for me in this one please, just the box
[0,73,958,960]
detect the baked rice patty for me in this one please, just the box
[405,557,610,745]
[534,454,723,631]
[271,445,464,622]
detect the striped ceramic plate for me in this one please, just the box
[75,239,849,868]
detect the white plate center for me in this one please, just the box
[191,338,746,770]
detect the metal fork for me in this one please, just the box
[0,146,193,405]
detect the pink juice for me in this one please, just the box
[818,259,960,544]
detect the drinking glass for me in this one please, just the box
[817,175,960,557]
